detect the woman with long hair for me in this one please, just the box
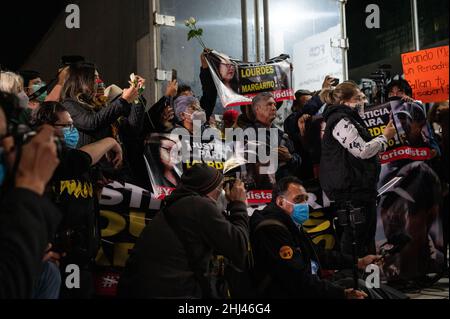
[319,82,396,257]
[61,62,140,147]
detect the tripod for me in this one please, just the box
[337,202,365,290]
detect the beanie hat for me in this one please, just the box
[181,163,224,195]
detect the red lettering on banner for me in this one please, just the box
[379,146,432,164]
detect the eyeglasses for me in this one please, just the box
[284,194,309,205]
[54,123,75,131]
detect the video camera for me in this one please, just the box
[11,124,64,160]
[361,64,392,104]
[336,201,365,227]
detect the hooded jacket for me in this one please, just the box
[118,185,249,298]
[250,202,353,299]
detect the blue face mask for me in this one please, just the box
[62,127,79,149]
[285,199,310,225]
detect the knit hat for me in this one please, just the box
[174,95,199,120]
[180,163,224,195]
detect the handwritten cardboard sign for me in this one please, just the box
[402,45,449,103]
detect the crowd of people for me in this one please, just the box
[0,48,448,299]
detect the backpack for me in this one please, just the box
[224,219,289,298]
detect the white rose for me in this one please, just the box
[188,17,196,25]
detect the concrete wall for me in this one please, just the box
[22,0,150,92]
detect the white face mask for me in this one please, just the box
[191,110,207,125]
[17,91,30,109]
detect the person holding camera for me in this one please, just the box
[319,82,396,257]
[1,92,62,298]
[118,163,249,298]
[250,176,381,299]
[32,101,123,298]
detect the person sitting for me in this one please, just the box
[118,164,249,298]
[250,176,381,299]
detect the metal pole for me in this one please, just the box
[153,0,161,101]
[411,0,420,51]
[254,0,260,62]
[263,0,270,60]
[340,0,349,81]
[241,0,249,62]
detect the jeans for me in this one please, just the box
[32,261,61,299]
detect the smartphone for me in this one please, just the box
[171,69,177,81]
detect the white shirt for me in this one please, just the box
[332,118,388,159]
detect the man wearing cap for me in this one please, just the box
[118,163,249,299]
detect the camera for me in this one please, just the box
[223,175,255,191]
[336,201,365,227]
[13,124,63,159]
[361,64,392,104]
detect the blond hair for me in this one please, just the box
[0,71,23,94]
[320,81,360,105]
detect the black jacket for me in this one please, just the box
[199,67,218,119]
[245,121,302,181]
[284,111,315,181]
[118,185,249,298]
[320,105,381,202]
[0,188,61,299]
[250,203,352,299]
[63,97,132,147]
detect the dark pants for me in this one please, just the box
[339,200,377,258]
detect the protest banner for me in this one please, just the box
[402,45,449,103]
[205,50,294,108]
[362,100,435,163]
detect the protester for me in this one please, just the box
[19,70,47,108]
[320,82,396,257]
[246,92,301,182]
[118,163,249,298]
[250,176,381,298]
[173,95,208,135]
[387,79,415,102]
[62,62,139,148]
[31,101,123,298]
[1,92,62,298]
[428,101,449,274]
[292,89,313,113]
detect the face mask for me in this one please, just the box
[17,91,29,109]
[285,199,310,225]
[31,83,48,102]
[191,111,207,125]
[62,127,80,149]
